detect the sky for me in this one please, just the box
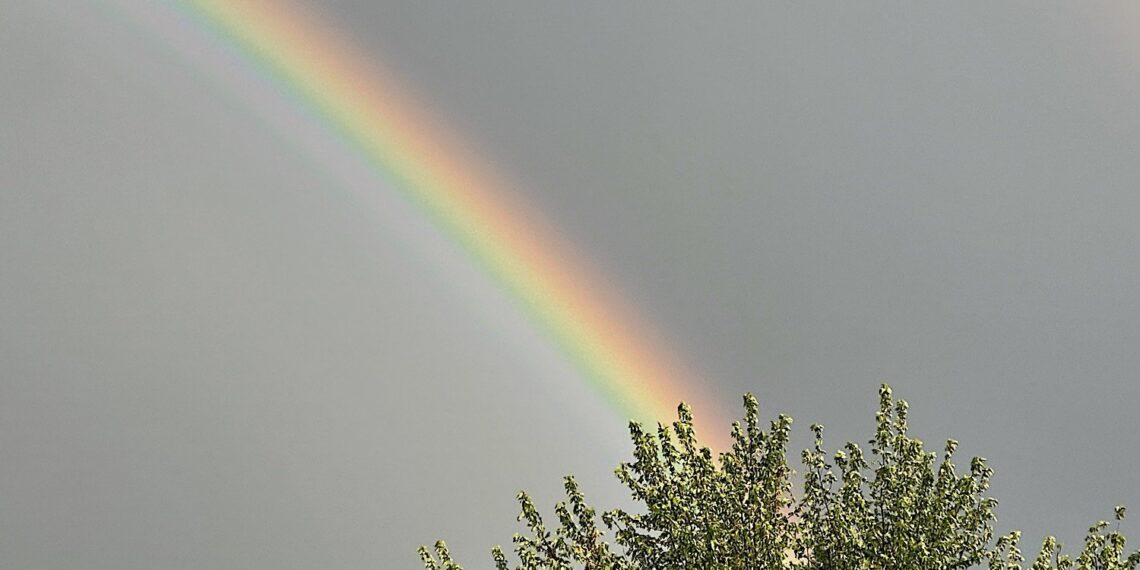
[3,1,1140,568]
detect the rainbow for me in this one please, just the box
[164,0,729,448]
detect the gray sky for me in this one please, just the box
[3,1,1140,568]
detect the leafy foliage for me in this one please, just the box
[420,385,1138,570]
[796,385,998,570]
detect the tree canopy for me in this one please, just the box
[421,385,1138,570]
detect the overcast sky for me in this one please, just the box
[3,1,1140,568]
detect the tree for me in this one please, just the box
[420,385,1139,570]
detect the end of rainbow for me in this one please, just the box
[179,0,733,451]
